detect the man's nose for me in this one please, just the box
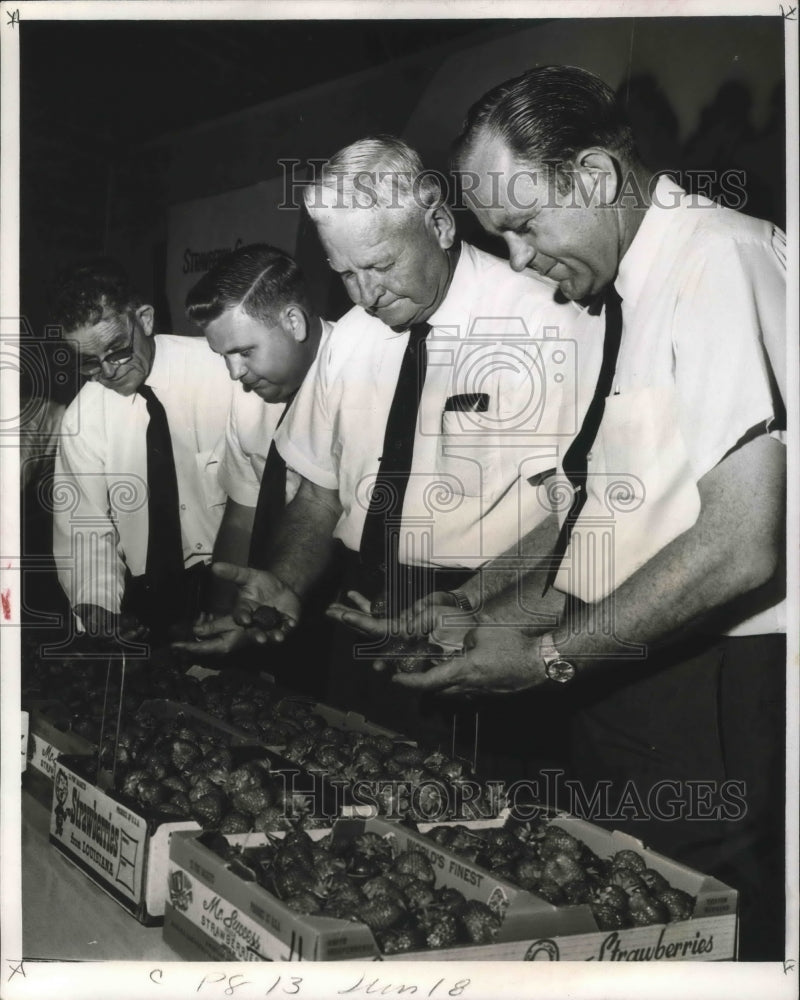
[506,234,537,273]
[352,271,382,309]
[226,356,247,381]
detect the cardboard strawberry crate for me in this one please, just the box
[49,753,201,926]
[163,815,564,961]
[23,700,96,806]
[407,813,739,961]
[47,699,333,926]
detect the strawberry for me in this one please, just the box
[432,886,468,916]
[591,902,629,930]
[161,774,189,795]
[273,865,316,899]
[513,853,543,890]
[283,891,322,916]
[233,787,273,817]
[352,832,393,864]
[220,812,251,834]
[542,853,585,886]
[362,875,404,902]
[374,783,409,818]
[357,897,405,933]
[135,778,166,808]
[377,928,424,955]
[609,867,646,895]
[460,899,501,944]
[187,774,217,800]
[121,769,149,799]
[435,758,468,782]
[253,806,292,832]
[610,849,647,873]
[315,743,351,770]
[424,912,461,949]
[397,876,436,911]
[390,746,427,768]
[628,888,670,926]
[448,826,485,852]
[425,826,454,847]
[192,792,224,827]
[204,747,234,770]
[641,868,670,895]
[483,828,520,854]
[394,849,436,885]
[656,887,695,922]
[169,738,201,771]
[540,826,582,860]
[167,791,192,816]
[593,884,629,911]
[561,877,593,904]
[224,766,260,796]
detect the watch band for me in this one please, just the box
[539,632,577,684]
[447,589,474,614]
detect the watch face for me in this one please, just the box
[545,658,576,683]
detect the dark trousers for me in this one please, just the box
[568,633,786,960]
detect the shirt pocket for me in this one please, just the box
[195,447,228,510]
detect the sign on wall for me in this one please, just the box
[167,178,300,334]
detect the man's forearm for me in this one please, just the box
[266,478,343,599]
[552,434,785,670]
[208,498,256,613]
[459,510,562,625]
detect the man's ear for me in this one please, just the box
[425,201,457,250]
[137,304,155,336]
[281,303,309,343]
[571,148,620,207]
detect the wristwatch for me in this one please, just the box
[446,589,475,613]
[539,632,577,684]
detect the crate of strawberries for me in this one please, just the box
[48,701,330,925]
[414,814,739,960]
[163,815,562,961]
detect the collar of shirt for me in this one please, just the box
[616,175,688,312]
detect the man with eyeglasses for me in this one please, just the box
[51,258,235,642]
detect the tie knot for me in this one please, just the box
[138,384,156,403]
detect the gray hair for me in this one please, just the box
[304,135,443,217]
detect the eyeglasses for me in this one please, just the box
[77,313,137,377]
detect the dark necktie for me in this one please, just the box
[138,384,185,602]
[359,322,430,613]
[249,403,290,570]
[546,285,623,589]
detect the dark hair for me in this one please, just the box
[453,65,638,178]
[185,244,310,327]
[50,258,142,333]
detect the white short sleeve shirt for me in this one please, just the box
[553,177,786,635]
[276,242,604,570]
[53,334,235,613]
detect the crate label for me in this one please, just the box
[50,762,147,904]
[522,914,737,962]
[167,863,301,962]
[28,731,65,780]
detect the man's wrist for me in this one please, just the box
[538,631,577,684]
[446,589,475,613]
